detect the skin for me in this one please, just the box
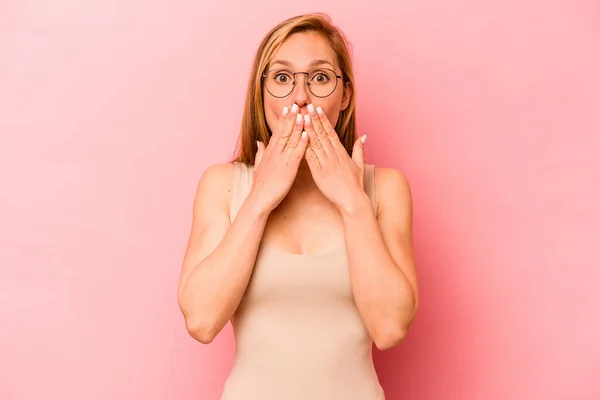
[178,31,419,350]
[262,31,350,172]
[260,31,354,253]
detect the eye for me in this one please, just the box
[274,72,292,84]
[310,71,331,84]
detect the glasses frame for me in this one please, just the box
[261,68,343,98]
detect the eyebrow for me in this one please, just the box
[270,59,335,69]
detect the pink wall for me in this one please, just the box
[1,1,598,399]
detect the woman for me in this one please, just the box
[177,13,419,400]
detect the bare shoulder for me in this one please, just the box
[373,166,413,218]
[194,162,236,211]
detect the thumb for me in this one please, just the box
[255,140,264,167]
[352,134,366,167]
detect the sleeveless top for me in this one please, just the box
[221,162,385,400]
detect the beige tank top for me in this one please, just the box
[221,162,385,400]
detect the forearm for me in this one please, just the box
[340,193,417,349]
[179,195,270,342]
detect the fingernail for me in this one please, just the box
[291,103,299,113]
[304,114,311,124]
[296,113,303,123]
[316,106,323,115]
[257,140,260,147]
[361,135,367,144]
[307,104,315,113]
[301,131,307,139]
[282,106,289,115]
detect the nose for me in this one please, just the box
[290,74,311,109]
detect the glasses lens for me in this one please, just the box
[308,69,337,97]
[265,70,294,97]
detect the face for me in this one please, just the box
[262,31,351,134]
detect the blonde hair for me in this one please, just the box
[230,13,357,164]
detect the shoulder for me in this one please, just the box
[197,162,236,189]
[373,166,413,218]
[194,162,237,211]
[201,162,236,179]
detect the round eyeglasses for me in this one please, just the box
[262,68,343,98]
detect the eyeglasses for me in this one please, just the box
[261,68,343,98]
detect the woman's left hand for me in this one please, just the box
[303,104,368,214]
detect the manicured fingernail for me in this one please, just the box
[282,106,289,115]
[304,114,311,124]
[291,103,299,113]
[361,134,367,144]
[316,106,323,115]
[307,104,315,113]
[296,113,303,123]
[302,131,307,139]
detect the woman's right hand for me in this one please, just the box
[250,103,308,214]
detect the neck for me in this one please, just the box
[293,159,318,190]
[298,159,310,171]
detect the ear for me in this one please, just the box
[340,81,352,111]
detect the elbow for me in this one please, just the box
[373,327,407,351]
[185,317,219,344]
[178,295,219,344]
[179,303,219,344]
[192,331,217,345]
[373,305,418,351]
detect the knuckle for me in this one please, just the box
[276,141,287,151]
[279,111,290,124]
[286,139,299,149]
[278,124,293,139]
[293,150,304,162]
[305,149,318,161]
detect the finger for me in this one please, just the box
[315,105,343,149]
[269,105,290,144]
[308,105,339,158]
[307,104,329,140]
[284,109,306,150]
[255,140,265,167]
[292,131,310,164]
[304,142,322,171]
[271,103,299,150]
[352,134,367,168]
[303,113,328,161]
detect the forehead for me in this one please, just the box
[270,31,338,69]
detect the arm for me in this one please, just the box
[340,167,419,351]
[177,163,270,344]
[179,104,308,344]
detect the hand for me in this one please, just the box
[303,104,368,214]
[250,104,308,214]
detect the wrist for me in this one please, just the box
[243,190,273,220]
[338,191,373,220]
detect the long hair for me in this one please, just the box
[230,13,357,164]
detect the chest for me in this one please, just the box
[261,190,345,255]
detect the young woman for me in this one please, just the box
[178,13,419,400]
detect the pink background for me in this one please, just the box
[1,1,599,399]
